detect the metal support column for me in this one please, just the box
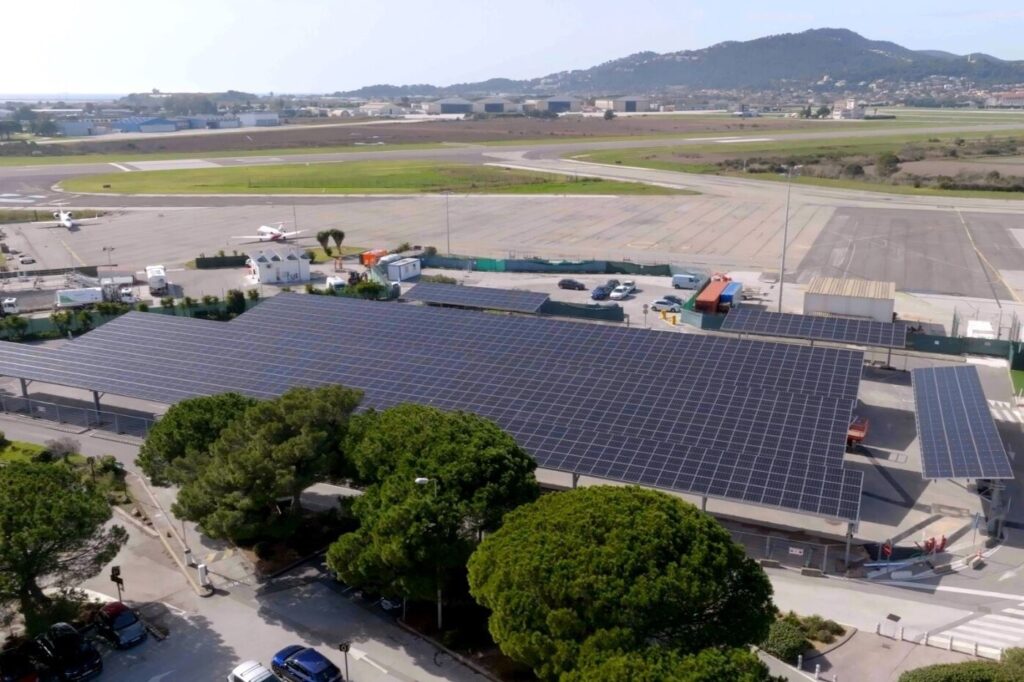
[92,391,102,425]
[19,378,28,398]
[571,473,580,489]
[701,496,707,512]
[844,523,854,568]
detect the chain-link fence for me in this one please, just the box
[728,528,849,574]
[0,395,154,438]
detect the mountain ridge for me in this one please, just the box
[338,28,1024,98]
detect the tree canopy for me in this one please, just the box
[173,385,362,542]
[137,392,258,485]
[326,404,539,602]
[467,486,775,681]
[564,646,780,682]
[0,463,127,617]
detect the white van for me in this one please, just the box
[672,274,701,290]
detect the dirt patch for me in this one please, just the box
[52,116,819,155]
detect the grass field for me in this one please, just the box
[60,160,692,195]
[1012,370,1024,396]
[0,208,105,224]
[575,129,1024,200]
[0,439,48,463]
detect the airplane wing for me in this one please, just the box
[231,235,264,240]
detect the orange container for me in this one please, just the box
[695,280,729,313]
[359,248,389,266]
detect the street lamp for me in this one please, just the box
[777,164,802,313]
[414,476,442,630]
[102,246,115,266]
[444,192,452,255]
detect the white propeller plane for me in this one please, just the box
[231,223,306,242]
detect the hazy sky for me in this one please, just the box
[3,0,1023,94]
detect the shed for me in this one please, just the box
[387,258,421,282]
[247,246,310,284]
[238,112,280,127]
[803,277,895,323]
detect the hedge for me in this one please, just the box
[760,620,808,662]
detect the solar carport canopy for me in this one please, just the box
[0,294,864,521]
[912,365,1013,480]
[403,282,549,314]
[721,307,908,349]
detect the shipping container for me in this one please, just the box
[719,282,743,307]
[387,257,421,282]
[694,280,729,313]
[359,249,389,267]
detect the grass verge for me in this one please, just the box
[60,160,692,195]
[1012,370,1024,395]
[0,209,105,224]
[0,439,48,463]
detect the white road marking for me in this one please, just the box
[349,646,388,673]
[109,163,133,172]
[717,137,773,143]
[0,198,33,203]
[147,672,176,682]
[878,580,1022,601]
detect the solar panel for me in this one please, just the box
[912,365,1013,480]
[721,307,908,349]
[0,295,865,521]
[403,282,549,314]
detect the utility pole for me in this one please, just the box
[778,165,795,313]
[445,191,452,255]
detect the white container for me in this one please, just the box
[387,257,422,282]
[803,277,895,323]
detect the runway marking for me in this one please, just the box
[716,137,773,143]
[0,198,33,204]
[109,163,133,172]
[60,239,87,268]
[955,208,1022,304]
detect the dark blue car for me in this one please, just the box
[271,646,343,682]
[591,286,610,300]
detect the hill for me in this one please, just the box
[338,28,1024,96]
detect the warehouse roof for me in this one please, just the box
[807,277,895,300]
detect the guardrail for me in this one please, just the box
[875,621,1003,661]
[0,395,155,438]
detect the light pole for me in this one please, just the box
[777,165,801,313]
[444,192,452,255]
[102,246,115,266]
[414,476,442,630]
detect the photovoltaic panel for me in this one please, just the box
[912,365,1013,480]
[403,282,549,313]
[721,307,908,349]
[0,294,865,521]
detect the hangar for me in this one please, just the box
[427,97,474,115]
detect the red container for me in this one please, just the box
[695,280,729,313]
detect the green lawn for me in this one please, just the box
[0,440,48,463]
[1012,370,1024,395]
[60,160,692,195]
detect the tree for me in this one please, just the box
[179,296,197,316]
[75,309,93,332]
[329,229,345,254]
[467,486,775,681]
[815,106,832,118]
[875,151,902,177]
[31,119,58,136]
[0,463,127,618]
[246,289,260,302]
[327,405,539,607]
[316,230,331,256]
[225,289,246,317]
[564,646,780,682]
[0,315,28,341]
[49,311,73,337]
[0,120,21,140]
[173,385,363,542]
[603,109,616,120]
[136,393,258,486]
[159,296,175,311]
[43,437,80,464]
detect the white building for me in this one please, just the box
[594,96,649,113]
[247,246,311,284]
[426,97,474,115]
[358,102,408,116]
[472,97,520,114]
[542,96,580,113]
[803,277,895,323]
[238,112,281,127]
[832,98,866,119]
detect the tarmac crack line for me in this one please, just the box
[955,208,1021,304]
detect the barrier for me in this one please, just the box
[0,395,155,438]
[194,255,248,269]
[540,300,624,322]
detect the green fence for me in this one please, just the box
[606,261,673,276]
[419,255,683,276]
[906,333,1014,359]
[195,255,249,269]
[540,300,625,322]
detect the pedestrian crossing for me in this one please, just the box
[932,602,1024,654]
[988,400,1024,424]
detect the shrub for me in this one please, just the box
[423,246,438,257]
[0,430,7,449]
[760,619,808,662]
[253,541,274,560]
[897,660,1001,681]
[841,163,865,178]
[392,242,412,254]
[420,274,458,285]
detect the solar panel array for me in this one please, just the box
[912,365,1013,480]
[721,307,908,349]
[403,282,549,314]
[0,295,864,520]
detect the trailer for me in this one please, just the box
[719,282,743,308]
[145,265,168,296]
[387,257,421,282]
[55,288,104,309]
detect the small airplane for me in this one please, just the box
[231,223,305,242]
[33,211,99,230]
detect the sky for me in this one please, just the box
[3,0,1024,95]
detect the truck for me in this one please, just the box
[55,288,104,309]
[0,298,18,316]
[719,282,743,309]
[145,265,168,296]
[672,273,702,290]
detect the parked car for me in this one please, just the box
[94,601,147,649]
[590,286,611,300]
[18,256,35,265]
[662,294,685,306]
[672,273,702,289]
[609,285,632,300]
[32,623,101,681]
[271,646,342,682]
[228,661,283,682]
[620,280,636,293]
[0,648,38,682]
[604,279,620,290]
[557,278,586,290]
[650,299,682,313]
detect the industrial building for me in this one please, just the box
[803,277,895,323]
[832,98,866,119]
[358,102,408,116]
[594,96,649,113]
[472,97,520,114]
[542,96,581,113]
[237,112,281,127]
[427,97,474,115]
[246,246,311,284]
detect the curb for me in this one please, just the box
[394,619,500,681]
[112,504,159,538]
[802,626,858,661]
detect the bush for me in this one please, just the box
[420,274,458,285]
[423,246,438,257]
[253,541,274,560]
[392,242,412,254]
[0,430,7,449]
[897,660,1001,681]
[760,619,808,662]
[841,163,865,178]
